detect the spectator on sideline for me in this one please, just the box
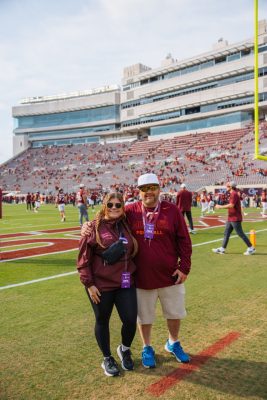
[26,192,32,211]
[34,192,41,213]
[82,173,192,369]
[200,190,208,217]
[76,184,89,227]
[260,188,267,217]
[77,193,138,377]
[207,193,215,214]
[239,190,248,217]
[55,188,66,222]
[31,192,35,210]
[212,181,255,255]
[176,183,196,234]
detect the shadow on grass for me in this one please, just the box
[135,354,267,398]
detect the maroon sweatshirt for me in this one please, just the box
[77,218,136,291]
[126,201,192,290]
[176,189,192,212]
[228,190,242,222]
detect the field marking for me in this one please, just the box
[0,248,78,264]
[147,331,241,397]
[0,271,77,291]
[192,227,267,247]
[0,228,266,290]
[0,242,53,253]
[197,220,209,227]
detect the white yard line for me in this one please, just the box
[0,228,266,291]
[0,271,77,290]
[0,242,53,253]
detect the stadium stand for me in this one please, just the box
[0,124,266,194]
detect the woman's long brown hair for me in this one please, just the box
[95,192,138,257]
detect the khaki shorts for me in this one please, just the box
[58,204,65,212]
[137,284,187,324]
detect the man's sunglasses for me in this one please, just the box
[106,202,122,209]
[139,185,159,192]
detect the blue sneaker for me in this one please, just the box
[142,345,156,368]
[164,340,190,363]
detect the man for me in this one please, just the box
[55,188,66,222]
[34,192,41,213]
[81,173,192,368]
[239,190,248,217]
[212,181,255,255]
[176,183,196,234]
[26,192,32,211]
[207,193,215,214]
[260,188,267,217]
[200,190,208,217]
[76,184,89,227]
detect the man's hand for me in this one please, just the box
[215,204,221,210]
[81,221,92,237]
[172,269,188,284]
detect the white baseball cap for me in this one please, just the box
[227,181,237,188]
[79,183,85,188]
[180,183,186,188]
[137,173,159,187]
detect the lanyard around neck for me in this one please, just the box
[141,201,161,227]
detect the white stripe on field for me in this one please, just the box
[0,248,78,263]
[0,242,53,253]
[0,228,266,291]
[0,271,77,290]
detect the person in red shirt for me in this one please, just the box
[176,183,196,234]
[26,192,32,211]
[81,173,192,369]
[77,192,138,377]
[212,181,255,255]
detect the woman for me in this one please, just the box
[77,192,138,377]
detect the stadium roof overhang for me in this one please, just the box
[135,42,253,81]
[139,67,253,99]
[139,91,254,117]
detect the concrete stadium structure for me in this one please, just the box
[12,20,267,157]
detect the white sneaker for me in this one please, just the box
[212,248,225,254]
[244,213,248,216]
[244,247,256,256]
[189,230,196,234]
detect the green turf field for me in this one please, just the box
[0,204,266,400]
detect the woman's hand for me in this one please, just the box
[88,285,101,304]
[81,221,93,237]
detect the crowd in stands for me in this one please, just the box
[0,122,266,195]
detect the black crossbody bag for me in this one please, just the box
[101,223,126,265]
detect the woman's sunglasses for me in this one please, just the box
[139,185,159,192]
[106,202,122,209]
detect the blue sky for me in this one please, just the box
[0,0,266,164]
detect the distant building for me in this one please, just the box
[12,19,267,156]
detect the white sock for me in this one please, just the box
[168,339,178,345]
[121,344,130,352]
